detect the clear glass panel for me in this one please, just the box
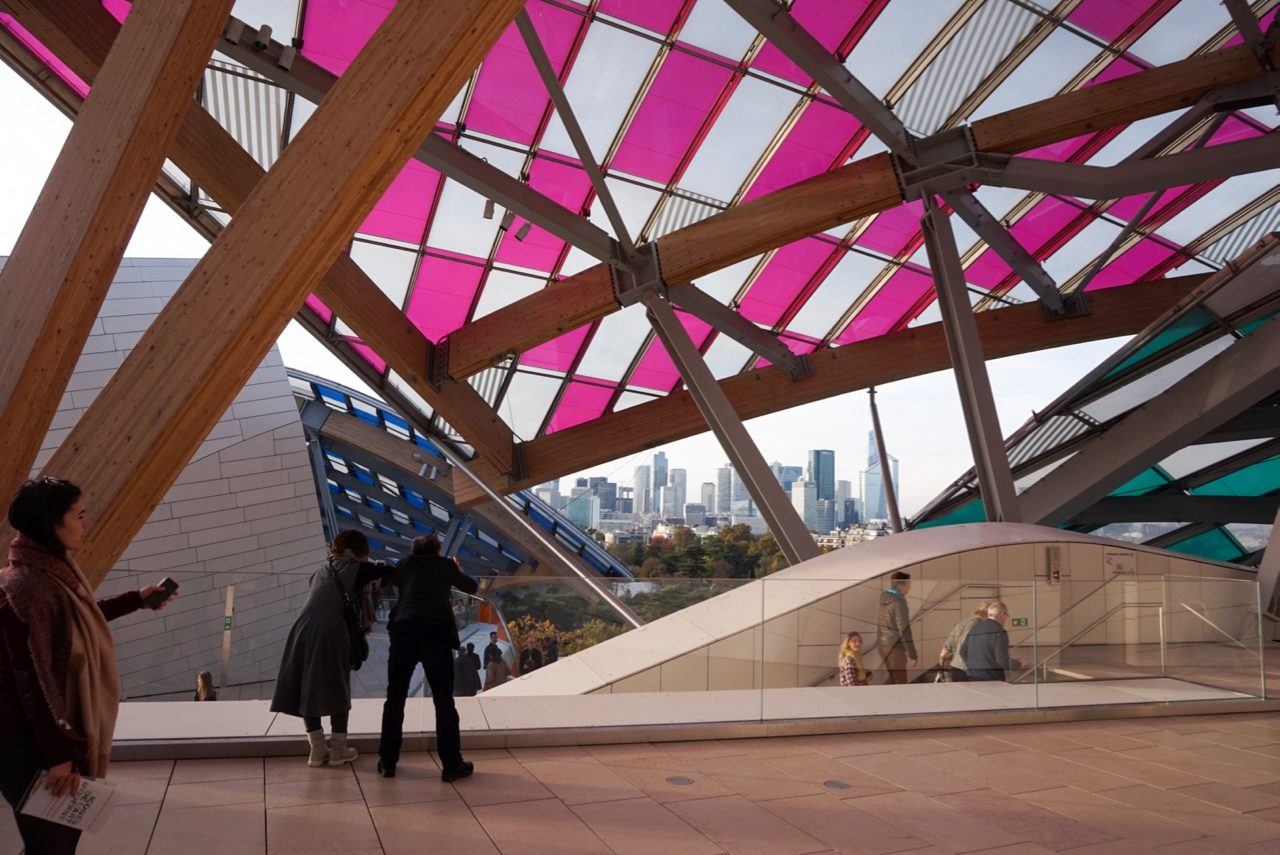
[844,0,966,99]
[967,28,1098,123]
[1158,169,1280,246]
[472,268,545,320]
[700,332,754,380]
[1128,0,1228,66]
[677,0,759,59]
[233,0,300,41]
[575,308,653,383]
[349,241,417,309]
[499,370,563,439]
[678,79,799,201]
[1042,217,1122,285]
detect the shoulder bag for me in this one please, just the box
[331,567,369,671]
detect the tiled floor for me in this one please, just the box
[5,712,1280,854]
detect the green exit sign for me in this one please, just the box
[1010,617,1028,627]
[224,616,234,631]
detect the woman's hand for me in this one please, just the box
[138,583,176,611]
[46,761,81,798]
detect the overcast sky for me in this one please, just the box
[0,62,1124,518]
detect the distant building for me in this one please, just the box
[816,499,837,534]
[634,464,651,514]
[729,515,769,535]
[564,493,601,529]
[670,468,687,515]
[862,431,898,522]
[780,464,804,493]
[807,449,835,502]
[716,465,733,514]
[701,481,715,511]
[843,498,861,527]
[682,503,707,526]
[790,480,817,530]
[653,451,668,491]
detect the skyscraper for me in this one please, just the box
[791,480,817,530]
[670,468,687,514]
[807,449,835,501]
[653,451,668,491]
[701,482,716,512]
[716,465,733,514]
[634,464,651,514]
[780,465,804,493]
[863,431,899,522]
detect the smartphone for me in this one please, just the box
[144,577,179,609]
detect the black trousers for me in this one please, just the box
[967,668,1006,681]
[379,618,461,769]
[0,732,82,854]
[948,667,969,683]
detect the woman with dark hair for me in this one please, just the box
[377,535,477,781]
[0,478,174,854]
[271,530,391,767]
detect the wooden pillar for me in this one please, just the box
[36,0,525,584]
[0,0,237,505]
[6,0,517,492]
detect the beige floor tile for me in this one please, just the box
[661,739,751,760]
[509,744,597,763]
[1099,783,1280,847]
[162,776,265,809]
[996,750,1145,792]
[78,801,162,855]
[104,759,175,781]
[1040,728,1153,753]
[110,774,172,806]
[609,760,738,804]
[1018,786,1206,848]
[1182,745,1280,783]
[1053,747,1213,789]
[521,758,646,805]
[1190,730,1276,750]
[149,802,266,855]
[757,793,929,855]
[266,799,381,854]
[978,844,1059,854]
[1173,781,1280,814]
[691,754,826,802]
[473,797,613,855]
[840,752,984,797]
[850,732,953,757]
[928,731,1026,756]
[434,746,512,763]
[264,755,336,784]
[913,750,1061,796]
[1121,745,1280,787]
[666,794,829,855]
[169,757,263,784]
[351,751,459,807]
[786,733,894,758]
[850,791,1026,854]
[265,769,364,809]
[762,752,904,799]
[582,741,669,762]
[454,757,557,808]
[571,796,726,855]
[934,788,1120,851]
[372,798,500,855]
[1244,743,1280,759]
[1121,730,1221,751]
[963,725,1091,755]
[723,736,816,759]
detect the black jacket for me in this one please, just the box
[960,618,1018,679]
[387,554,477,644]
[875,589,916,658]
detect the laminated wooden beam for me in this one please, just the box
[501,278,1205,496]
[444,40,1279,380]
[32,0,525,584]
[5,0,516,491]
[0,0,236,505]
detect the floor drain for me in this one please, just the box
[666,776,695,786]
[823,780,852,790]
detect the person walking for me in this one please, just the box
[271,530,390,768]
[377,536,478,781]
[939,602,989,683]
[960,601,1030,682]
[483,631,508,690]
[452,642,481,697]
[875,571,917,684]
[194,670,218,701]
[837,631,873,687]
[0,478,175,854]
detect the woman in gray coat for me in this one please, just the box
[271,530,390,766]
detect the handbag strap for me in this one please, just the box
[329,564,354,605]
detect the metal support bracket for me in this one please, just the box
[510,440,528,485]
[611,242,666,307]
[670,285,813,380]
[427,336,450,391]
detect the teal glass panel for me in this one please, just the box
[1102,308,1215,381]
[1191,454,1280,497]
[1109,466,1174,497]
[914,498,985,529]
[1164,526,1247,562]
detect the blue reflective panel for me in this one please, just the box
[383,410,411,433]
[501,548,520,563]
[317,385,347,406]
[327,482,340,493]
[459,547,479,558]
[914,498,985,529]
[581,551,607,573]
[337,506,355,519]
[413,435,440,455]
[378,525,397,537]
[528,506,556,531]
[368,499,388,514]
[404,490,426,510]
[412,520,433,534]
[369,538,386,551]
[354,468,375,486]
[1165,527,1247,563]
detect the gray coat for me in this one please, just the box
[875,589,916,658]
[270,555,362,718]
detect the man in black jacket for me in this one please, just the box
[377,536,478,781]
[960,601,1029,681]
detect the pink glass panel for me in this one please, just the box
[1085,239,1179,290]
[1205,115,1262,146]
[407,251,486,343]
[465,3,580,144]
[358,159,441,244]
[752,335,818,371]
[856,200,923,257]
[737,239,834,327]
[598,0,684,34]
[352,343,387,374]
[610,51,735,182]
[1066,0,1153,42]
[1,16,88,96]
[1086,56,1147,87]
[1009,198,1081,252]
[305,294,333,323]
[495,157,592,271]
[965,248,1012,290]
[1021,132,1096,163]
[753,0,876,84]
[545,381,614,434]
[745,100,862,201]
[102,1,130,23]
[521,326,591,372]
[835,267,933,345]
[301,0,393,75]
[628,313,714,392]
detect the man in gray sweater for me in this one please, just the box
[875,571,917,684]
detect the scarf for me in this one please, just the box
[0,535,119,775]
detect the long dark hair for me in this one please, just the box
[8,478,83,559]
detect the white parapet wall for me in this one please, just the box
[13,257,328,698]
[490,523,1260,696]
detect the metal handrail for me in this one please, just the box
[1010,575,1128,652]
[1179,602,1263,659]
[1011,601,1166,684]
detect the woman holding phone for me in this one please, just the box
[0,477,175,854]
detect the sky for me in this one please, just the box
[0,61,1124,519]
